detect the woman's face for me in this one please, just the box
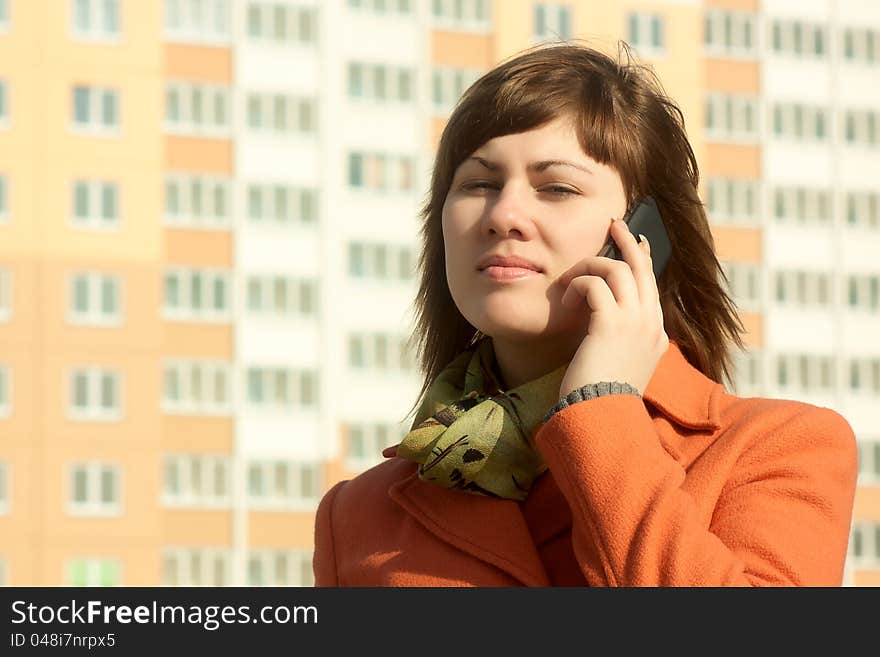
[442,115,628,344]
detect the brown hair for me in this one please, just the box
[400,40,746,424]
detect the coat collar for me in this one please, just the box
[642,339,724,432]
[383,338,725,586]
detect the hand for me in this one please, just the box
[558,216,669,399]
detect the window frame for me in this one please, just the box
[66,461,122,516]
[66,366,124,422]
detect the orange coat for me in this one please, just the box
[313,341,858,586]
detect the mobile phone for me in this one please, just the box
[598,196,671,280]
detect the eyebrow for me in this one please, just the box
[466,156,594,176]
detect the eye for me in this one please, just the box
[463,181,498,191]
[462,182,579,197]
[542,185,578,197]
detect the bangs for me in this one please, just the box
[441,48,643,205]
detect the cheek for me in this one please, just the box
[553,225,609,268]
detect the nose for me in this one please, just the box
[482,181,538,239]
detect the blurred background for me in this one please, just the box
[0,0,877,586]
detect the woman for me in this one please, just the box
[313,42,858,586]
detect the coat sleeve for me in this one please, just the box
[533,395,859,586]
[313,480,348,587]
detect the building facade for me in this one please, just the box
[0,0,877,586]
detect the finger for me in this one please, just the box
[561,274,616,312]
[562,256,640,307]
[611,218,656,303]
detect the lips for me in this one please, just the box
[476,254,543,272]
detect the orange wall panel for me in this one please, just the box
[163,509,232,543]
[432,31,493,68]
[704,143,761,178]
[853,486,880,521]
[165,137,233,174]
[165,229,233,267]
[165,44,232,83]
[853,569,880,586]
[705,59,760,94]
[249,511,316,549]
[705,0,759,11]
[161,417,235,452]
[711,225,762,263]
[739,311,763,348]
[163,324,233,359]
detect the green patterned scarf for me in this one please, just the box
[396,335,568,502]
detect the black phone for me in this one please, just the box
[598,196,671,280]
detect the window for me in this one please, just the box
[842,27,880,65]
[347,62,414,103]
[857,439,880,484]
[534,4,572,41]
[704,9,756,57]
[849,522,880,566]
[0,174,7,222]
[246,2,317,43]
[627,12,665,55]
[70,180,120,229]
[771,186,832,226]
[719,261,761,312]
[68,367,122,421]
[71,0,120,40]
[0,0,8,30]
[245,184,318,226]
[68,559,120,586]
[347,152,415,193]
[843,109,880,148]
[244,368,318,408]
[68,272,122,325]
[165,83,230,136]
[245,275,318,316]
[162,268,232,322]
[348,242,415,281]
[0,79,7,126]
[731,349,762,396]
[245,93,317,135]
[848,358,879,393]
[775,353,834,393]
[247,460,321,508]
[0,462,8,514]
[705,93,759,141]
[246,550,314,586]
[347,422,406,470]
[770,103,829,143]
[162,360,231,415]
[0,268,9,322]
[845,191,880,230]
[162,548,230,586]
[348,333,415,372]
[429,0,488,28]
[0,365,9,418]
[770,20,827,59]
[706,178,759,226]
[164,174,231,229]
[431,67,482,114]
[71,86,119,134]
[846,275,880,313]
[164,0,230,42]
[68,462,121,515]
[772,269,833,309]
[163,454,229,506]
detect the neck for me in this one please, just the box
[489,328,587,391]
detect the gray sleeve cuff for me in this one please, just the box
[542,381,642,424]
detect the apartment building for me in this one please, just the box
[0,0,877,586]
